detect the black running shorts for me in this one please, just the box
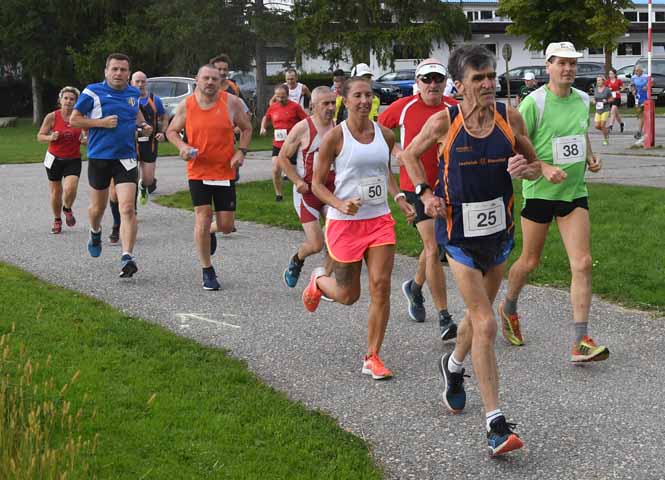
[521,197,589,224]
[404,191,432,226]
[87,158,139,190]
[188,180,236,212]
[272,145,297,165]
[137,139,157,163]
[45,157,82,181]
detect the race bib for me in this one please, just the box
[202,180,231,186]
[358,177,387,205]
[137,136,150,142]
[119,158,137,171]
[552,135,586,165]
[43,151,55,169]
[274,129,287,141]
[462,197,506,238]
[595,101,604,111]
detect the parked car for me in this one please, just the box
[229,71,256,112]
[372,80,402,104]
[377,70,416,97]
[615,64,635,90]
[632,56,665,103]
[146,76,196,118]
[497,62,605,96]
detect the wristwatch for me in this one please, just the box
[239,147,248,155]
[415,183,431,196]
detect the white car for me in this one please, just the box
[146,76,196,118]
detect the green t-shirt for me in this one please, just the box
[519,85,590,202]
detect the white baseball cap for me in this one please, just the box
[545,42,583,62]
[353,63,373,77]
[523,72,536,81]
[415,58,447,78]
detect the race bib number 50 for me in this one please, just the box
[552,135,586,165]
[358,177,387,205]
[462,197,506,238]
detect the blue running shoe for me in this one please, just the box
[438,352,467,413]
[119,254,138,278]
[283,254,304,288]
[401,279,425,322]
[487,417,524,456]
[87,230,102,258]
[202,267,220,291]
[210,233,217,256]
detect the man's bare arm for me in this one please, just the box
[166,100,193,160]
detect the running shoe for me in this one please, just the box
[275,195,283,202]
[119,254,138,278]
[302,267,325,312]
[202,268,220,291]
[498,301,524,346]
[87,230,102,257]
[602,139,609,146]
[401,279,426,322]
[620,122,625,133]
[283,255,303,288]
[108,226,120,245]
[63,209,76,227]
[571,335,610,363]
[439,311,457,341]
[634,131,642,140]
[210,233,217,256]
[138,183,149,206]
[487,417,524,456]
[608,125,613,132]
[51,219,62,234]
[361,353,393,380]
[438,352,467,413]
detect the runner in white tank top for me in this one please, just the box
[301,78,415,381]
[285,69,311,108]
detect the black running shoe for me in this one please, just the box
[108,226,120,245]
[439,311,457,341]
[119,254,138,278]
[437,352,467,413]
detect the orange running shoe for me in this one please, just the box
[302,267,325,313]
[498,301,524,346]
[571,335,610,363]
[361,353,393,380]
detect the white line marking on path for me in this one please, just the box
[176,313,241,329]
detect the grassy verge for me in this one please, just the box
[156,180,665,313]
[0,263,382,479]
[0,118,274,164]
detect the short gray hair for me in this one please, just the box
[311,85,332,104]
[448,44,497,82]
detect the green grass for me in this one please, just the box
[156,180,665,313]
[0,263,383,479]
[0,118,274,164]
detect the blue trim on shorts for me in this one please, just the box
[444,238,514,271]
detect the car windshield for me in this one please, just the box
[232,74,255,87]
[147,81,175,98]
[379,72,398,81]
[636,59,665,75]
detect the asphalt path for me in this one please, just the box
[1,140,664,479]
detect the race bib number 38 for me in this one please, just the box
[552,135,586,165]
[358,177,387,205]
[462,197,506,238]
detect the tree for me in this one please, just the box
[585,0,633,73]
[292,0,469,70]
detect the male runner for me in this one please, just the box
[379,58,458,339]
[285,68,311,108]
[498,41,609,363]
[279,86,337,287]
[166,65,251,290]
[402,44,541,455]
[70,53,151,278]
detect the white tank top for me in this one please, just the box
[328,121,391,221]
[288,83,304,106]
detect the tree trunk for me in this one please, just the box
[254,0,268,120]
[32,75,44,125]
[605,46,613,76]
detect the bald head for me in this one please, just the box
[311,86,332,104]
[131,70,148,95]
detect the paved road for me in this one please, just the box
[1,139,664,479]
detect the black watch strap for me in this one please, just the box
[239,147,248,155]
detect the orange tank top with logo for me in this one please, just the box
[185,92,236,180]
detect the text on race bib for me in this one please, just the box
[119,158,137,171]
[274,129,287,141]
[358,177,387,206]
[552,135,586,165]
[137,136,150,142]
[595,102,604,111]
[462,197,506,238]
[44,151,55,169]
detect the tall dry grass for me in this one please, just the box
[0,324,98,479]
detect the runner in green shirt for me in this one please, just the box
[497,41,609,363]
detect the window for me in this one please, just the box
[147,81,175,98]
[654,42,665,54]
[624,11,637,21]
[466,11,478,21]
[480,10,493,20]
[174,82,190,97]
[588,47,604,55]
[396,71,416,80]
[639,11,649,22]
[379,72,398,81]
[618,42,642,56]
[480,43,497,55]
[656,11,665,22]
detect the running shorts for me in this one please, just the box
[46,157,81,181]
[404,191,431,226]
[272,145,297,165]
[521,197,589,224]
[594,112,609,123]
[188,180,236,212]
[292,178,334,224]
[137,139,157,163]
[325,213,396,263]
[443,235,514,274]
[88,159,138,190]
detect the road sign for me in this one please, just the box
[502,44,512,62]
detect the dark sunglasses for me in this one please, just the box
[471,72,497,82]
[419,74,446,84]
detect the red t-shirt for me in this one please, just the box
[48,110,82,159]
[265,100,307,148]
[378,94,458,191]
[606,78,623,100]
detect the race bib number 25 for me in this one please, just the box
[462,197,506,238]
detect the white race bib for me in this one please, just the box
[462,197,506,238]
[274,129,287,142]
[137,136,150,142]
[358,177,387,205]
[119,158,137,171]
[202,180,231,186]
[552,135,586,165]
[44,151,55,169]
[595,101,604,111]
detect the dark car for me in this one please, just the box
[377,70,416,97]
[372,81,402,104]
[498,63,605,97]
[230,71,256,111]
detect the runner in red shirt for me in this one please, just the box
[378,58,459,340]
[260,84,308,201]
[606,67,624,133]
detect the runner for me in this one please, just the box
[285,68,311,108]
[631,66,647,140]
[593,75,613,145]
[70,53,151,278]
[331,69,346,95]
[517,71,537,105]
[166,64,251,290]
[37,86,85,234]
[301,77,416,380]
[378,58,458,340]
[606,68,624,133]
[260,85,308,201]
[279,86,337,287]
[132,71,168,205]
[498,42,609,364]
[401,44,541,455]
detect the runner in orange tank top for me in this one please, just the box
[167,64,252,290]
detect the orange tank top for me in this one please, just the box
[185,92,236,180]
